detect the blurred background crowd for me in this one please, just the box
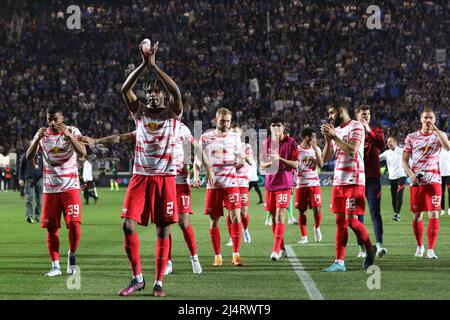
[0,0,448,188]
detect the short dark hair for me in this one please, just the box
[355,105,371,114]
[270,116,285,125]
[46,105,63,115]
[301,127,315,139]
[387,135,398,142]
[143,79,167,95]
[231,122,241,129]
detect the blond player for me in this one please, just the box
[193,108,245,267]
[402,108,450,259]
[26,105,86,277]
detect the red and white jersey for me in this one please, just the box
[331,120,365,186]
[296,145,321,187]
[39,126,82,193]
[236,143,253,187]
[175,123,194,185]
[200,130,241,189]
[404,130,445,185]
[132,107,180,176]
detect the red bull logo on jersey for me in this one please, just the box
[419,145,433,155]
[49,146,65,155]
[145,121,160,132]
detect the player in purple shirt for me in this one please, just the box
[260,117,299,261]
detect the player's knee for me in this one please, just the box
[178,220,190,230]
[122,220,135,235]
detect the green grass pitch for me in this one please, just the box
[1,186,450,300]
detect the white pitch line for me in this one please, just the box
[285,245,324,300]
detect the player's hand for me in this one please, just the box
[54,123,71,137]
[321,124,335,140]
[193,176,201,189]
[206,168,216,187]
[270,154,280,162]
[81,136,96,145]
[410,174,419,186]
[429,122,439,131]
[359,119,371,133]
[18,180,24,188]
[34,127,47,141]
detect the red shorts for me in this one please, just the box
[294,186,322,211]
[176,184,193,214]
[330,185,365,215]
[204,187,241,217]
[265,189,291,213]
[41,189,82,229]
[121,175,178,226]
[410,183,442,213]
[239,187,249,206]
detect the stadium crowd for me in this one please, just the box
[0,0,448,174]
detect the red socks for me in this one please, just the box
[272,223,285,252]
[412,219,424,246]
[68,222,81,253]
[226,216,232,238]
[347,217,372,252]
[299,214,307,237]
[168,233,172,261]
[335,215,348,260]
[155,237,170,282]
[181,224,197,256]
[47,228,60,261]
[427,218,439,250]
[231,222,242,253]
[242,214,249,230]
[314,212,322,228]
[124,232,141,276]
[210,227,221,255]
[271,222,285,251]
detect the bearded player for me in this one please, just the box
[26,106,86,277]
[402,108,450,259]
[117,39,182,297]
[193,108,245,267]
[321,105,376,272]
[295,127,324,245]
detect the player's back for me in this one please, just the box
[296,145,320,187]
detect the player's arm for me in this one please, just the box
[192,140,215,184]
[54,123,86,157]
[379,150,387,162]
[432,123,450,151]
[270,153,298,169]
[369,127,385,150]
[322,123,359,157]
[246,151,255,166]
[402,151,419,185]
[192,156,202,188]
[81,133,134,145]
[311,137,324,168]
[26,128,47,160]
[18,154,26,186]
[147,42,183,116]
[121,41,150,113]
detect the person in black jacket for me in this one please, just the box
[19,152,44,223]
